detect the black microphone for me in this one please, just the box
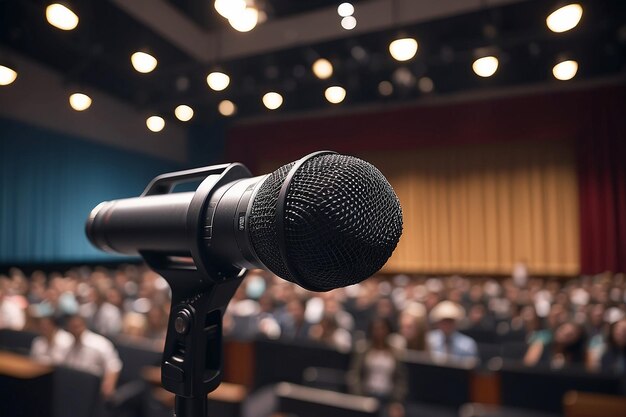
[86,151,403,291]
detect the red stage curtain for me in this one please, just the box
[578,89,626,274]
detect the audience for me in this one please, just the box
[0,263,625,399]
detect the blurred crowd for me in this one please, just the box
[0,263,625,404]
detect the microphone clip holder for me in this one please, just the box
[137,163,252,417]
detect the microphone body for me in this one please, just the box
[86,151,402,291]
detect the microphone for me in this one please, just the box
[86,151,403,291]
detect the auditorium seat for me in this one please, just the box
[113,337,162,385]
[53,365,102,417]
[403,353,472,417]
[477,343,502,364]
[0,329,39,355]
[254,338,351,388]
[498,363,622,414]
[499,342,528,361]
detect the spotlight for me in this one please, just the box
[146,116,165,132]
[552,59,578,80]
[546,4,583,33]
[131,52,157,74]
[312,58,333,79]
[389,38,418,62]
[229,7,259,32]
[341,16,357,30]
[69,92,92,111]
[337,3,354,17]
[214,0,246,19]
[174,105,194,122]
[46,3,79,31]
[0,65,18,86]
[262,92,283,110]
[324,86,346,104]
[472,56,499,77]
[218,100,237,117]
[206,71,230,91]
[378,81,393,96]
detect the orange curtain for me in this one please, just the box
[364,141,580,276]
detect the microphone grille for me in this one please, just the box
[249,153,402,291]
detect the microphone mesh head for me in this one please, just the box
[249,154,402,291]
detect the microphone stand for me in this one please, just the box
[135,163,252,417]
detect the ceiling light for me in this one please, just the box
[46,3,79,31]
[262,92,283,110]
[146,116,165,132]
[312,58,333,79]
[472,56,499,77]
[389,38,418,61]
[418,77,434,93]
[546,4,583,33]
[337,3,354,17]
[131,52,157,74]
[325,86,346,104]
[0,65,18,86]
[378,81,393,96]
[552,60,578,80]
[229,7,259,32]
[341,16,357,30]
[206,71,230,91]
[214,0,246,19]
[174,105,194,122]
[218,100,237,117]
[69,93,92,111]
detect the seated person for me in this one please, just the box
[427,301,478,364]
[64,315,123,399]
[524,321,588,369]
[601,319,626,374]
[30,314,74,365]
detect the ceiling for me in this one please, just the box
[1,0,625,125]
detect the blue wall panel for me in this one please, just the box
[0,118,182,263]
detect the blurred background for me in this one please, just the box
[0,1,625,417]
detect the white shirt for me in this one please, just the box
[364,349,395,396]
[31,329,74,365]
[64,330,123,377]
[0,298,25,330]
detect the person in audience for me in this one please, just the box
[64,314,123,399]
[30,314,74,364]
[309,314,352,352]
[279,298,311,340]
[390,303,428,353]
[524,321,588,369]
[0,285,25,330]
[82,286,123,336]
[600,319,626,374]
[427,301,478,363]
[348,317,407,403]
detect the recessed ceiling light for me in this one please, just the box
[207,71,230,91]
[146,116,165,132]
[46,3,79,31]
[131,52,157,74]
[312,58,333,79]
[389,38,418,62]
[174,105,194,122]
[552,60,578,80]
[325,86,346,104]
[229,7,259,32]
[546,4,583,33]
[472,56,499,77]
[69,93,92,111]
[337,3,354,17]
[218,100,237,116]
[341,16,357,30]
[262,92,283,110]
[0,65,18,86]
